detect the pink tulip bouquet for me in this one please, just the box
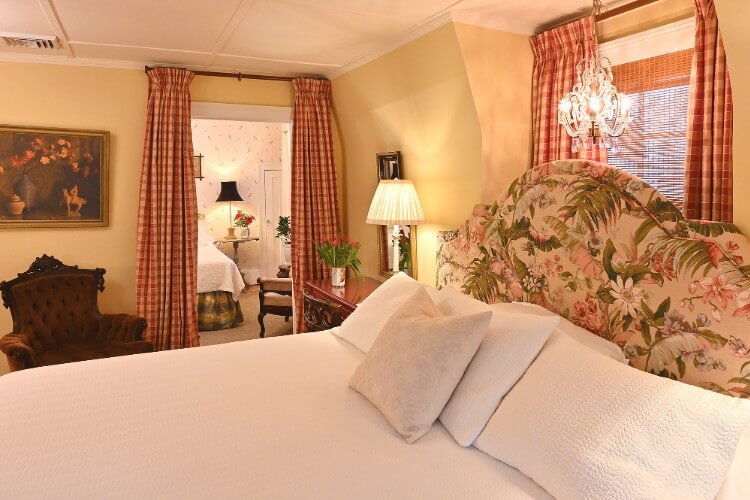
[315,235,362,278]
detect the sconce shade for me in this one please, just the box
[215,181,243,202]
[366,180,425,225]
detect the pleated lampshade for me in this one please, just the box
[366,180,425,225]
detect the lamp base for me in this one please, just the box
[226,227,237,239]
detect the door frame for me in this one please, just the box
[259,163,283,278]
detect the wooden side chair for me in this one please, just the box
[257,277,293,338]
[0,255,153,372]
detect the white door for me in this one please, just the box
[260,166,283,278]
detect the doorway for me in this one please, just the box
[259,163,283,278]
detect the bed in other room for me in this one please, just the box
[197,217,245,330]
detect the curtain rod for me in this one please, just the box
[144,65,297,82]
[545,0,663,32]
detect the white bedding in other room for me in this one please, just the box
[197,242,245,300]
[0,331,551,500]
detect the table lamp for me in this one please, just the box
[216,181,243,239]
[366,179,425,273]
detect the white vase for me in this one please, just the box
[331,267,345,287]
[282,241,292,264]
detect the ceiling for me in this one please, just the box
[0,0,626,77]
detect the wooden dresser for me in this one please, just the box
[303,277,382,331]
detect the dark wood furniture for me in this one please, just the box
[0,255,152,372]
[303,277,382,332]
[257,277,293,338]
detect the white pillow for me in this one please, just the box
[718,424,750,499]
[475,331,750,500]
[439,309,559,446]
[349,287,491,443]
[197,219,215,246]
[332,273,438,353]
[509,300,627,364]
[435,287,626,364]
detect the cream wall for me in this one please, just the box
[192,119,283,271]
[715,0,750,233]
[454,23,533,202]
[333,23,485,285]
[0,62,295,374]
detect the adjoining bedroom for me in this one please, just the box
[190,104,293,343]
[0,0,749,498]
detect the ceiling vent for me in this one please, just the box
[1,32,59,50]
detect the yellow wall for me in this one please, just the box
[333,23,484,285]
[454,23,533,202]
[0,62,295,374]
[715,0,750,233]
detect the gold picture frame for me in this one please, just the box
[0,125,109,228]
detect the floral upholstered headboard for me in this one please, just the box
[437,160,750,397]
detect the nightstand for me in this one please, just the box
[217,237,260,265]
[303,277,382,332]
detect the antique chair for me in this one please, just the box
[0,255,153,372]
[257,277,293,338]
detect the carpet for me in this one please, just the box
[198,286,293,346]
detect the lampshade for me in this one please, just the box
[215,181,243,202]
[366,180,425,225]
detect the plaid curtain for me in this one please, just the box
[530,17,606,166]
[291,78,341,333]
[136,67,199,350]
[684,0,733,222]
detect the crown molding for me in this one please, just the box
[327,10,453,80]
[0,51,144,70]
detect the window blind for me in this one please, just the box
[607,49,693,208]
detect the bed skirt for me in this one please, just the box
[197,291,244,331]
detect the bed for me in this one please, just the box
[1,160,749,499]
[197,218,245,330]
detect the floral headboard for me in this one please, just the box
[437,160,750,397]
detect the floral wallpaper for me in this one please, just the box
[192,119,283,271]
[438,160,750,397]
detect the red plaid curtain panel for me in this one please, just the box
[684,0,733,222]
[291,78,341,333]
[530,17,606,166]
[136,67,200,350]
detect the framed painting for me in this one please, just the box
[0,125,109,228]
[376,151,401,180]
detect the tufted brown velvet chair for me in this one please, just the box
[0,255,153,372]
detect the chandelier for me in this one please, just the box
[558,0,630,153]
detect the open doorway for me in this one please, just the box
[191,102,292,345]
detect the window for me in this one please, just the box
[606,49,693,209]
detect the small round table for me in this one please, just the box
[217,237,260,265]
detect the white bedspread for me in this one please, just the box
[0,332,550,500]
[197,242,245,300]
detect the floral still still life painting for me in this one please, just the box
[0,125,109,227]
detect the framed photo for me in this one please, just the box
[0,125,109,228]
[376,151,401,180]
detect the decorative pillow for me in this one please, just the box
[474,331,750,500]
[349,287,491,444]
[332,273,439,353]
[435,287,626,363]
[439,310,559,447]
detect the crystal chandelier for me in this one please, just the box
[558,0,630,153]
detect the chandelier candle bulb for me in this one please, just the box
[558,0,630,149]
